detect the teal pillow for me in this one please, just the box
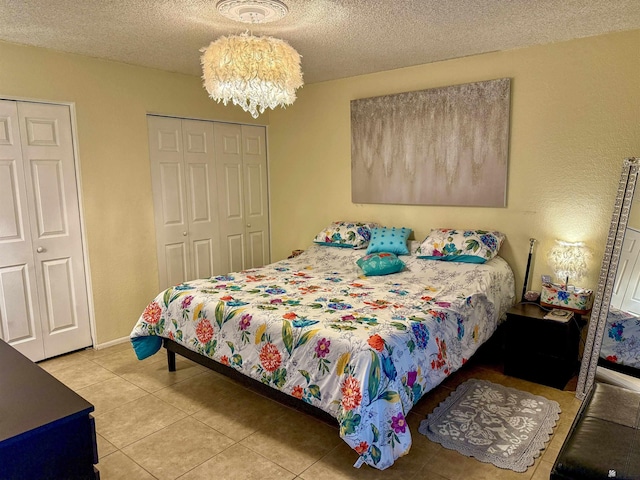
[357,252,406,276]
[366,227,412,255]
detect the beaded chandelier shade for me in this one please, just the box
[200,32,303,118]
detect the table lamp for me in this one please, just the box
[540,240,594,314]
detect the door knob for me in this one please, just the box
[36,247,44,253]
[246,224,251,228]
[183,231,188,236]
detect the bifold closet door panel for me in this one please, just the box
[149,116,224,289]
[214,122,246,274]
[17,101,92,358]
[148,115,190,289]
[0,100,45,361]
[181,119,221,280]
[241,125,269,269]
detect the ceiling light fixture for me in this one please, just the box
[200,0,303,119]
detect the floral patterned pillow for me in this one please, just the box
[417,228,505,263]
[313,221,379,249]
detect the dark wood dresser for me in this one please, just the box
[0,340,99,479]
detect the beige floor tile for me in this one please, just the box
[301,439,424,480]
[415,448,540,480]
[76,376,148,415]
[457,458,536,480]
[299,410,442,480]
[193,389,290,441]
[79,342,132,359]
[440,363,509,390]
[240,409,341,475]
[60,344,583,480]
[50,361,117,391]
[120,356,205,392]
[414,445,473,480]
[98,451,155,480]
[153,372,245,414]
[96,433,118,458]
[37,350,94,373]
[91,347,163,374]
[531,459,555,480]
[409,471,449,480]
[122,417,235,480]
[95,394,187,448]
[178,444,295,480]
[412,383,454,416]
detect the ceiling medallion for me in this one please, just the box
[216,0,289,24]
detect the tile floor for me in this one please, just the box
[38,343,581,480]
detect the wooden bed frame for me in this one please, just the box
[162,328,504,430]
[163,338,336,425]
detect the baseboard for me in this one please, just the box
[93,336,130,350]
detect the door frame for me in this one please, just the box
[1,94,97,350]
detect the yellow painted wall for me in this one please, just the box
[1,29,638,345]
[268,29,640,297]
[0,41,265,345]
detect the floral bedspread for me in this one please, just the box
[600,308,640,368]
[130,245,515,469]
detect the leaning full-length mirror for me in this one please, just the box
[577,157,640,399]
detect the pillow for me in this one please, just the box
[366,227,412,255]
[417,228,505,263]
[313,221,378,249]
[357,252,406,276]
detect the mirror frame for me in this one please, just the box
[576,157,640,400]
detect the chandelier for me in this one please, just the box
[200,0,303,118]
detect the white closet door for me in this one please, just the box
[241,125,270,269]
[0,101,44,360]
[214,123,246,273]
[612,228,640,310]
[148,116,190,289]
[17,101,92,359]
[182,119,221,280]
[619,229,640,315]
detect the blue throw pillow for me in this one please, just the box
[366,227,412,255]
[357,252,406,276]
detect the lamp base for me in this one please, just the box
[540,283,593,315]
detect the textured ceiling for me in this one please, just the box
[0,0,639,84]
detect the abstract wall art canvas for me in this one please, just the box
[351,78,511,207]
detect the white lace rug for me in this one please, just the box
[418,379,560,472]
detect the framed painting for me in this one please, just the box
[351,78,511,207]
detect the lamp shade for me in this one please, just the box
[200,33,303,118]
[548,240,589,284]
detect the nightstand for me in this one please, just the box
[288,249,304,259]
[504,303,584,389]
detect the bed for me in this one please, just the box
[599,307,640,371]
[131,240,515,469]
